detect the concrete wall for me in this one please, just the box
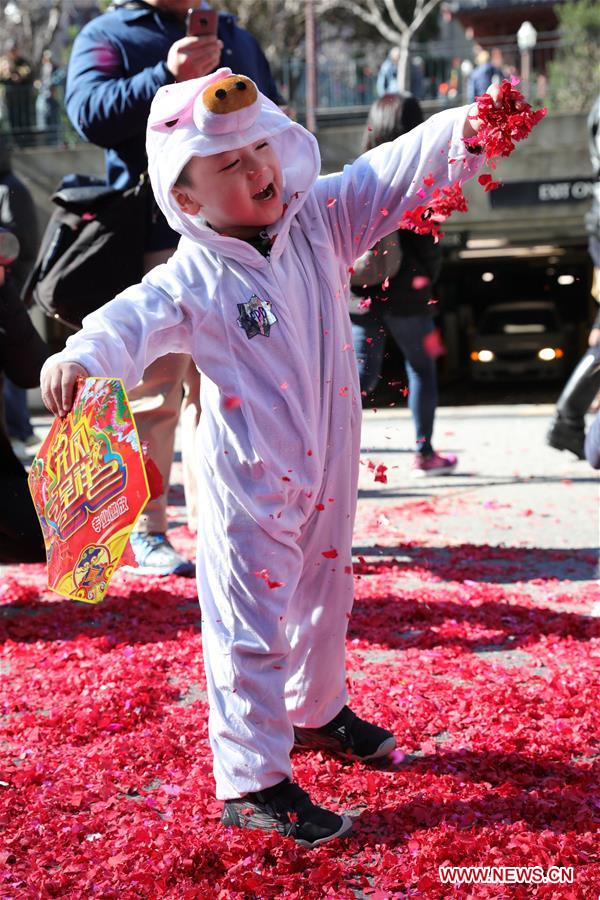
[317,109,593,245]
[11,108,592,245]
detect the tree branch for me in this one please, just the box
[320,0,403,44]
[382,0,409,35]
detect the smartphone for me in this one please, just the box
[186,7,218,36]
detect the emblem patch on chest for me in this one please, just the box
[237,295,278,339]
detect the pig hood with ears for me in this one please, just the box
[146,68,321,264]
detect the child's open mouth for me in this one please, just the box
[252,183,275,201]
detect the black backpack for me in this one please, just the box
[23,174,150,330]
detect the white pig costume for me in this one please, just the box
[42,69,482,799]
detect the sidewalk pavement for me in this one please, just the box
[29,402,598,595]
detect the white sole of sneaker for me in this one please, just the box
[120,564,195,577]
[295,814,353,848]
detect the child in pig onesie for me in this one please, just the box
[41,68,487,847]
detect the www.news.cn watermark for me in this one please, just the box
[438,866,574,885]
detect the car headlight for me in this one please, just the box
[538,347,562,361]
[471,349,495,363]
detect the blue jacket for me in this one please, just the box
[65,3,284,247]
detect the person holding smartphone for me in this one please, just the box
[64,1,285,577]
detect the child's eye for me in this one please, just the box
[256,142,268,150]
[220,158,240,172]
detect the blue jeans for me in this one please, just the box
[352,313,438,454]
[3,379,34,441]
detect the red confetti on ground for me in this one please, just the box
[1,519,598,895]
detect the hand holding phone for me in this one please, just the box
[167,8,222,83]
[186,7,218,36]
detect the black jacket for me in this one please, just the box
[0,276,48,475]
[351,230,443,318]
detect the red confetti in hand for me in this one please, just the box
[321,548,338,559]
[467,79,547,161]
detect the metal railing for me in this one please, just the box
[0,81,79,148]
[0,31,578,148]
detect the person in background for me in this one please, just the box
[0,228,48,564]
[0,42,35,144]
[35,50,63,144]
[350,92,457,477]
[546,94,600,459]
[0,137,40,460]
[376,48,424,99]
[65,0,285,577]
[468,49,502,102]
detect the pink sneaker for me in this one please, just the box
[411,451,458,478]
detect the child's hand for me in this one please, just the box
[41,361,89,418]
[464,83,502,139]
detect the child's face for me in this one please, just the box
[171,139,284,239]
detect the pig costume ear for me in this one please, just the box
[149,68,262,138]
[148,67,234,132]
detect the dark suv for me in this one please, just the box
[470,301,567,382]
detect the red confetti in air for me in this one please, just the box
[423,328,446,359]
[321,549,338,559]
[478,173,502,192]
[326,198,337,208]
[411,275,430,290]
[223,395,241,410]
[254,569,285,589]
[374,464,388,484]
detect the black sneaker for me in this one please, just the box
[294,706,396,760]
[546,418,585,459]
[221,778,352,848]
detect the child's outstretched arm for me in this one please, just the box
[314,95,491,266]
[39,263,198,417]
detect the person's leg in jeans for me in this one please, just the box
[0,470,46,563]
[3,379,35,442]
[351,313,387,395]
[127,247,195,575]
[385,314,456,474]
